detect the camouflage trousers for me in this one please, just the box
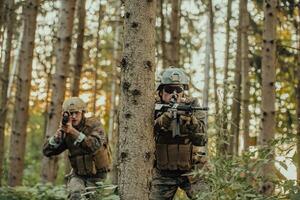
[66,172,107,200]
[149,169,208,200]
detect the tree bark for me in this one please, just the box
[229,0,242,155]
[221,0,232,149]
[92,2,103,115]
[159,0,167,68]
[8,0,39,186]
[259,0,277,177]
[118,1,156,199]
[296,3,300,185]
[169,0,180,67]
[0,0,14,186]
[208,0,219,114]
[41,0,76,183]
[203,14,210,109]
[71,0,86,96]
[241,0,250,151]
[108,5,121,185]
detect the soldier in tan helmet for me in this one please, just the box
[43,97,110,200]
[150,67,209,200]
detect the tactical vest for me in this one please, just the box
[155,110,193,171]
[156,141,193,171]
[69,145,110,176]
[66,117,111,176]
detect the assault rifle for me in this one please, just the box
[155,93,208,138]
[62,111,70,126]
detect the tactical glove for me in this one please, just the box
[156,111,172,128]
[180,115,199,132]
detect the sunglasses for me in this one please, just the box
[70,111,82,117]
[163,85,184,94]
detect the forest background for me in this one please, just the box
[0,0,300,199]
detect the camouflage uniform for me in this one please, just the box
[150,67,208,200]
[43,98,110,200]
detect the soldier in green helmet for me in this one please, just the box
[43,97,110,200]
[150,67,209,200]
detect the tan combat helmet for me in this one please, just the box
[156,66,190,91]
[62,97,86,112]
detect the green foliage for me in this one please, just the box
[0,183,120,200]
[0,184,66,200]
[192,149,300,200]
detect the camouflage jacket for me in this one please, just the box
[43,117,106,158]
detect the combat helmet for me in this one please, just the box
[156,66,189,91]
[62,97,86,112]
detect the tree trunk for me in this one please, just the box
[229,0,242,155]
[0,0,14,186]
[0,0,5,38]
[259,0,277,177]
[203,14,210,109]
[8,0,39,186]
[169,0,180,67]
[241,0,250,151]
[41,0,76,183]
[208,0,219,114]
[71,0,86,96]
[159,0,167,68]
[221,0,232,150]
[118,1,156,199]
[92,2,103,115]
[108,6,121,186]
[296,3,300,185]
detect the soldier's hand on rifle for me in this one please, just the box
[180,115,199,132]
[53,129,64,143]
[156,111,173,128]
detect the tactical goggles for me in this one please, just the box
[163,85,184,94]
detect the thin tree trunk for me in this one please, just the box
[0,0,5,38]
[118,1,156,199]
[92,2,102,115]
[296,3,300,185]
[169,0,180,67]
[229,0,242,155]
[221,0,232,148]
[208,0,219,114]
[241,0,250,151]
[8,0,39,186]
[203,14,210,109]
[0,0,14,186]
[71,0,86,96]
[259,0,277,178]
[159,0,167,68]
[41,0,76,183]
[109,17,121,185]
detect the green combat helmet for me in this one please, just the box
[156,67,190,91]
[62,97,86,112]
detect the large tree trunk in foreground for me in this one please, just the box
[8,0,39,186]
[118,1,156,199]
[41,0,76,183]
